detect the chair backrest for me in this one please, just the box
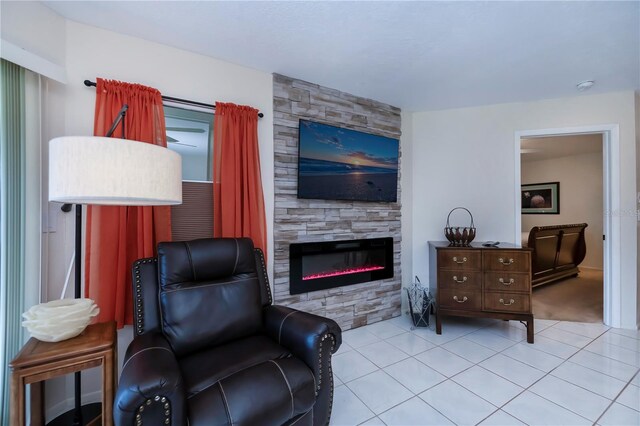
[131,238,272,357]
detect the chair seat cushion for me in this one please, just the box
[186,356,316,426]
[180,334,292,398]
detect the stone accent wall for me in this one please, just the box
[272,74,402,330]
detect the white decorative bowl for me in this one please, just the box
[22,298,100,342]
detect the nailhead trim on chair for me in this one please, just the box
[316,333,336,396]
[256,249,272,304]
[327,334,336,423]
[136,395,170,425]
[316,333,336,425]
[133,258,157,335]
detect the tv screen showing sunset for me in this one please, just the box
[297,120,399,202]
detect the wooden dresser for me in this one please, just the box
[428,241,534,343]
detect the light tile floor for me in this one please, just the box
[330,314,640,425]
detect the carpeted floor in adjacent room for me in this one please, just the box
[532,268,603,323]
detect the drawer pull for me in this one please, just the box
[453,276,468,283]
[453,295,468,303]
[453,256,467,264]
[498,257,514,266]
[498,278,515,286]
[499,298,515,306]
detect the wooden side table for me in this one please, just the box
[9,321,117,426]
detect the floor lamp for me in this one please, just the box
[47,116,182,425]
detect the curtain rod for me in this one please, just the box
[83,80,264,118]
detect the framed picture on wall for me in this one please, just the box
[521,182,560,214]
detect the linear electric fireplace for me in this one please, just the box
[289,237,394,295]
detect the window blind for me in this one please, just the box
[171,181,213,241]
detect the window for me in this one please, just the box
[164,104,215,241]
[164,104,213,182]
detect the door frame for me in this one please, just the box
[514,124,619,326]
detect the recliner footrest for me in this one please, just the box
[187,358,316,426]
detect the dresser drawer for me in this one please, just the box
[483,251,530,272]
[438,250,481,270]
[483,292,530,313]
[439,289,482,311]
[438,271,482,290]
[484,272,531,293]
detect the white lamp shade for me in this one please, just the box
[49,136,182,205]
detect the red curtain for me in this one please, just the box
[85,78,171,329]
[213,102,267,257]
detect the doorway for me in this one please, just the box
[514,125,620,327]
[520,134,603,322]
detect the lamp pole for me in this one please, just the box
[48,104,181,426]
[72,203,82,425]
[57,105,128,426]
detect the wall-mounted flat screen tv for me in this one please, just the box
[297,120,399,202]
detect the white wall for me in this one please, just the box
[522,150,603,269]
[400,111,414,313]
[636,91,640,329]
[57,20,275,297]
[62,20,274,296]
[0,1,66,68]
[409,91,638,329]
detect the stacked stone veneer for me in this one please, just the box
[272,73,402,330]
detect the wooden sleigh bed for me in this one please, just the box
[523,223,588,287]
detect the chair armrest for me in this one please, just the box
[264,305,342,392]
[114,333,187,426]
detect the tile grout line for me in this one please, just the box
[353,319,549,410]
[510,325,622,406]
[448,330,599,424]
[608,328,640,341]
[547,363,631,399]
[359,326,524,424]
[499,342,566,370]
[578,346,640,369]
[596,336,640,352]
[552,323,611,339]
[536,323,611,349]
[446,365,527,425]
[507,332,616,424]
[563,348,640,382]
[450,347,554,424]
[344,370,430,425]
[341,317,636,425]
[565,343,639,383]
[592,369,640,425]
[339,324,496,425]
[415,348,523,425]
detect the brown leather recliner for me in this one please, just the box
[114,238,342,426]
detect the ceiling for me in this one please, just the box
[43,1,640,111]
[521,134,602,162]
